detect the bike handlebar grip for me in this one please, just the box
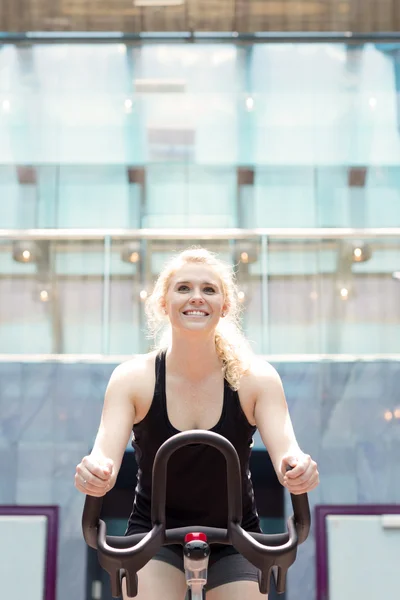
[82,495,104,549]
[289,493,311,544]
[285,465,311,544]
[151,430,243,526]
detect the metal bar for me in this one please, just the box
[1,354,399,363]
[260,235,269,354]
[2,32,400,44]
[1,228,400,241]
[101,236,112,355]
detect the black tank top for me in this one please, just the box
[126,349,261,535]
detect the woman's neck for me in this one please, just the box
[166,334,223,382]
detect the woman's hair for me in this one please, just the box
[145,247,254,390]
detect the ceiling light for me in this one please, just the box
[234,242,258,265]
[369,97,377,109]
[121,242,141,264]
[245,96,254,111]
[12,241,41,264]
[130,252,140,263]
[39,290,50,302]
[351,241,372,263]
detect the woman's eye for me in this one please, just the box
[176,285,216,293]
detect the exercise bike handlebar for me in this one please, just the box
[82,430,311,597]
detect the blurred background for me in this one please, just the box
[0,1,400,600]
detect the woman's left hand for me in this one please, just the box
[280,453,319,495]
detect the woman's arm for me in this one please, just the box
[252,359,319,495]
[75,359,138,497]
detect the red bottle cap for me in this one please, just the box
[185,532,207,542]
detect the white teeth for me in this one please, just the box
[184,311,208,316]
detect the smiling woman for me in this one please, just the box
[75,246,319,600]
[145,247,254,390]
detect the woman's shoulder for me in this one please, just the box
[114,350,158,377]
[106,351,159,410]
[239,356,281,392]
[110,350,158,384]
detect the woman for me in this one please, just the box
[75,247,319,600]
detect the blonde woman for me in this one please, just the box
[75,247,319,600]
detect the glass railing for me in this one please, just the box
[2,164,400,230]
[2,41,400,230]
[1,228,399,356]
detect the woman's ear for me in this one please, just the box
[159,298,167,315]
[221,302,230,317]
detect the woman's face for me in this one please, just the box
[163,262,228,333]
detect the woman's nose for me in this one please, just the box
[189,290,205,303]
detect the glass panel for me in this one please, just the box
[54,239,105,353]
[266,236,400,355]
[56,166,141,229]
[1,42,400,229]
[2,163,400,230]
[0,166,58,229]
[266,238,323,354]
[234,238,265,355]
[320,237,400,354]
[0,238,53,353]
[0,238,105,353]
[143,165,238,228]
[109,238,146,356]
[0,166,24,229]
[1,233,399,356]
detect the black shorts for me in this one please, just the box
[152,544,259,591]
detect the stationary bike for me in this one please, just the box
[82,430,310,598]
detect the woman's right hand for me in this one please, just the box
[75,455,114,497]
